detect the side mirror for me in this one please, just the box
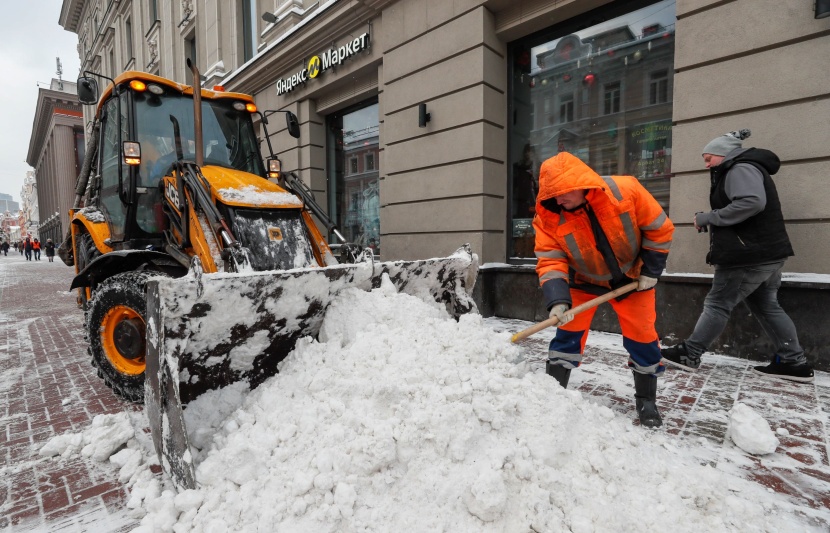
[77,76,99,105]
[286,112,300,138]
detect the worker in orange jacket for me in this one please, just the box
[534,152,674,428]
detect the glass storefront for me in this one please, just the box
[508,0,676,260]
[327,100,381,255]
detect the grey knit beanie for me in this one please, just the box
[702,129,751,156]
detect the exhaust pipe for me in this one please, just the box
[186,58,204,167]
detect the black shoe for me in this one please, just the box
[660,342,701,372]
[633,372,662,428]
[752,362,814,383]
[546,360,571,389]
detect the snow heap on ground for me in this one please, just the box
[137,275,819,532]
[39,412,134,461]
[41,276,819,532]
[727,402,780,455]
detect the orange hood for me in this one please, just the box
[536,152,610,204]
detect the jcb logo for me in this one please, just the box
[307,56,321,78]
[268,227,283,242]
[165,181,180,207]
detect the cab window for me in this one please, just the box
[99,94,130,240]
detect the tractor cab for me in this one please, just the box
[76,71,267,248]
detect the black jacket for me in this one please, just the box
[707,148,793,266]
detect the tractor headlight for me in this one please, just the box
[267,158,281,180]
[123,141,141,165]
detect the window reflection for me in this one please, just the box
[328,101,380,255]
[509,0,676,260]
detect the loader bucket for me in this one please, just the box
[144,245,478,490]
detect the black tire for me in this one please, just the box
[76,232,100,309]
[85,271,158,403]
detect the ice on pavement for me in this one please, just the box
[44,276,825,531]
[726,402,780,455]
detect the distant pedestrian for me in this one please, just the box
[45,239,55,262]
[24,238,32,261]
[18,241,23,255]
[1,241,8,256]
[33,238,41,261]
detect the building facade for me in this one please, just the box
[26,80,84,243]
[59,0,830,273]
[19,172,39,240]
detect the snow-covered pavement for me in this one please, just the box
[1,251,829,532]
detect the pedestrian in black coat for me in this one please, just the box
[45,239,56,262]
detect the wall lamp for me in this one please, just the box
[418,103,431,127]
[817,0,830,18]
[262,12,279,23]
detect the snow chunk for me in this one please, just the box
[39,432,84,457]
[463,468,507,522]
[78,206,106,222]
[40,413,133,461]
[217,185,302,206]
[727,403,779,455]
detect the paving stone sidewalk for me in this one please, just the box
[1,253,828,531]
[0,253,140,532]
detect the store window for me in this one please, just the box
[327,100,380,255]
[508,0,675,260]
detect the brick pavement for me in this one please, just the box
[1,252,829,531]
[0,252,140,532]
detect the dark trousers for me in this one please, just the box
[685,260,805,365]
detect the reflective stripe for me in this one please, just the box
[642,238,672,251]
[549,351,583,369]
[619,260,634,273]
[535,249,568,259]
[641,211,667,231]
[629,359,664,375]
[564,233,594,278]
[558,213,568,226]
[540,270,567,282]
[602,177,623,201]
[619,212,639,257]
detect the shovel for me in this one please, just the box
[510,281,639,343]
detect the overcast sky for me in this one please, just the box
[0,0,81,203]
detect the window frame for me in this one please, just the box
[505,0,673,264]
[603,81,622,115]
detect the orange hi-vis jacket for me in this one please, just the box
[533,153,674,300]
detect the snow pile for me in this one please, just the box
[726,403,780,455]
[217,185,302,206]
[39,413,134,461]
[123,276,811,532]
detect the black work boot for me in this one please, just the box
[546,360,571,389]
[632,371,662,428]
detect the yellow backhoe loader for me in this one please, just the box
[61,60,478,489]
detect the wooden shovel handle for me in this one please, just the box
[510,282,639,343]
